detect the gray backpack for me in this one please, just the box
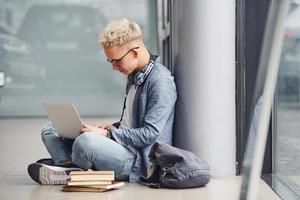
[139,142,211,188]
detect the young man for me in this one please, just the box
[28,18,177,184]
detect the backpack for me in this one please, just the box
[138,142,211,189]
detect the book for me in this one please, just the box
[82,181,125,189]
[68,170,114,181]
[62,186,107,192]
[69,170,114,175]
[67,180,112,186]
[69,174,114,181]
[62,182,125,193]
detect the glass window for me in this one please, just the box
[0,0,157,117]
[274,2,300,197]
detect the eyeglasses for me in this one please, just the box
[106,47,139,66]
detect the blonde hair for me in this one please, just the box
[99,18,142,48]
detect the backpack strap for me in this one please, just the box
[138,164,161,189]
[149,182,161,189]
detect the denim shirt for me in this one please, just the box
[110,56,177,182]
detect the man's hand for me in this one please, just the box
[94,123,114,129]
[80,124,108,137]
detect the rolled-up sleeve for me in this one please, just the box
[110,78,176,148]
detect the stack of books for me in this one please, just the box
[62,170,125,192]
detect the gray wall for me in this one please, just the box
[172,0,236,177]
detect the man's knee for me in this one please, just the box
[72,132,102,154]
[72,132,102,169]
[41,122,57,140]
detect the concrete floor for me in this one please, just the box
[0,118,281,200]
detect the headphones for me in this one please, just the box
[128,53,156,85]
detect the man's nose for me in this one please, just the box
[112,65,119,71]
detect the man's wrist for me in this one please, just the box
[106,128,116,140]
[106,128,112,138]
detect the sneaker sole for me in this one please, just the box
[28,163,81,185]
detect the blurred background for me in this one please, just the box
[0,0,157,117]
[274,3,300,190]
[1,0,300,199]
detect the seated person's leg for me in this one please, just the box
[72,132,136,181]
[41,122,74,165]
[28,123,80,185]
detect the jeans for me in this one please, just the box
[41,123,136,181]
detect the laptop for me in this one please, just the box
[42,102,84,139]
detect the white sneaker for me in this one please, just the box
[28,163,82,185]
